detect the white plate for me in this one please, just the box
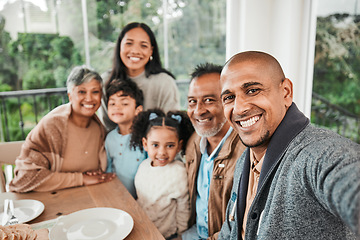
[0,199,45,224]
[49,208,134,240]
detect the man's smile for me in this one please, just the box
[238,115,260,128]
[234,114,261,128]
[196,117,212,123]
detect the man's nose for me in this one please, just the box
[233,95,250,116]
[194,102,207,116]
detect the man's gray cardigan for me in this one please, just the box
[218,103,360,239]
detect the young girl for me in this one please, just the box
[130,109,194,240]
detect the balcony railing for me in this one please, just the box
[0,82,359,143]
[0,88,68,142]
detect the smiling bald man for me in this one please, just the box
[218,51,360,240]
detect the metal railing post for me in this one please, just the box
[2,100,9,142]
[17,97,25,139]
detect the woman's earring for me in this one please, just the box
[150,56,153,61]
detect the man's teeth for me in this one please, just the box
[197,118,210,123]
[240,116,260,127]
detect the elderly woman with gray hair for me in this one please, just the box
[9,66,115,193]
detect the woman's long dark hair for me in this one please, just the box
[109,22,175,83]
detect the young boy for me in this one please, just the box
[105,79,146,198]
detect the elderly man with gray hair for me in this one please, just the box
[182,63,246,240]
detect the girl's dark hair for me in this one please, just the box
[109,22,175,82]
[130,108,194,154]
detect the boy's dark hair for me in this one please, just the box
[190,62,223,82]
[105,79,144,107]
[130,108,194,155]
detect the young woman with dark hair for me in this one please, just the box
[99,22,180,131]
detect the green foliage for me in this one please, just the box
[96,1,120,41]
[0,18,18,89]
[160,0,226,77]
[311,94,359,143]
[312,13,360,142]
[54,66,69,88]
[23,69,56,89]
[0,28,77,140]
[0,99,24,141]
[50,37,74,63]
[10,33,54,67]
[313,14,360,115]
[0,84,11,92]
[0,69,17,88]
[0,94,68,141]
[8,33,83,90]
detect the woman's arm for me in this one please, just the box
[34,171,115,192]
[33,171,83,192]
[9,110,66,192]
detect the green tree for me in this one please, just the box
[9,33,82,89]
[0,15,18,90]
[313,14,360,115]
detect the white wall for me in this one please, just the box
[226,0,318,118]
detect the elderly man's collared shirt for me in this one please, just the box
[196,127,233,238]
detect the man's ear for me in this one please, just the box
[135,105,143,116]
[142,137,148,151]
[282,78,293,108]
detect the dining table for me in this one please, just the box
[0,177,165,239]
